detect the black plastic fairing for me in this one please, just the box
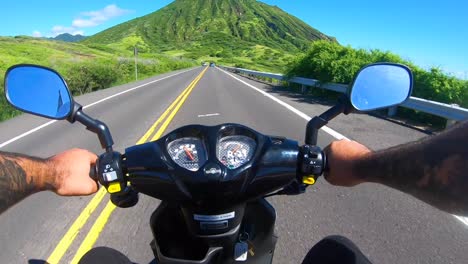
[124,124,299,204]
[149,200,277,263]
[245,137,299,198]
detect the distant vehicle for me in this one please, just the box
[210,62,215,67]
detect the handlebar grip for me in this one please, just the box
[323,152,329,174]
[89,163,98,181]
[300,145,327,185]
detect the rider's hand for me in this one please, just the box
[323,140,371,187]
[46,148,98,196]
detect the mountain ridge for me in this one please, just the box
[83,0,336,71]
[51,33,87,42]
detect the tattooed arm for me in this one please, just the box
[0,149,98,214]
[324,121,468,216]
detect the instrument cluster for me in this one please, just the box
[167,135,256,171]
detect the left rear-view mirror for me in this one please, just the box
[4,64,73,119]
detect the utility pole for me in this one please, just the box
[134,45,138,81]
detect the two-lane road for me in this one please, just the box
[0,66,466,263]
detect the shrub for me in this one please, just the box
[286,41,467,127]
[64,61,118,96]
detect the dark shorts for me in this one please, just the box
[79,235,372,264]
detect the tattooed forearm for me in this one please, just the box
[356,121,468,215]
[0,153,50,214]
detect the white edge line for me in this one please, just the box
[83,68,195,109]
[0,120,57,148]
[0,68,197,149]
[218,67,348,140]
[455,216,468,226]
[218,67,468,227]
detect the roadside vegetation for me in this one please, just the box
[1,36,465,128]
[0,36,196,121]
[285,41,468,127]
[82,0,334,74]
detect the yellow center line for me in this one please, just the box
[46,188,107,264]
[151,67,207,141]
[46,67,208,264]
[69,66,208,264]
[137,70,203,144]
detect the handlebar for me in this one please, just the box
[91,124,328,207]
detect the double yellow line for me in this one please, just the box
[47,67,208,264]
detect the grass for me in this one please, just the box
[0,36,196,121]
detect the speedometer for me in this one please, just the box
[218,136,256,169]
[167,137,207,171]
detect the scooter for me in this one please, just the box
[4,63,412,263]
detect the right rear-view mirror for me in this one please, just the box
[349,63,413,111]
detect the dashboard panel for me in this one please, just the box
[126,123,300,203]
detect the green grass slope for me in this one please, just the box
[0,36,195,121]
[83,0,336,72]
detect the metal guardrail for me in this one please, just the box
[220,66,468,126]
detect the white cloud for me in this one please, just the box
[32,31,42,38]
[51,25,84,37]
[47,4,132,37]
[72,19,98,28]
[72,4,132,28]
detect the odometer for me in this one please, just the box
[218,136,256,169]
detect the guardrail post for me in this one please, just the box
[445,104,460,128]
[446,119,457,128]
[301,85,307,94]
[387,106,398,117]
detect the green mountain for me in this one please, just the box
[83,0,335,71]
[50,33,87,42]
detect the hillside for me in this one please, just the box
[83,0,336,71]
[0,36,195,121]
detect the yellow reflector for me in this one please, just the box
[107,182,121,193]
[302,176,316,185]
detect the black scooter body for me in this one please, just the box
[3,63,413,264]
[150,199,277,264]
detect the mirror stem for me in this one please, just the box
[68,103,114,151]
[305,116,328,145]
[305,95,353,145]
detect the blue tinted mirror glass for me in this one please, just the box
[5,66,72,119]
[350,64,412,111]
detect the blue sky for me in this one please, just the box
[1,0,467,78]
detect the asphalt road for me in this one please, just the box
[0,66,466,264]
